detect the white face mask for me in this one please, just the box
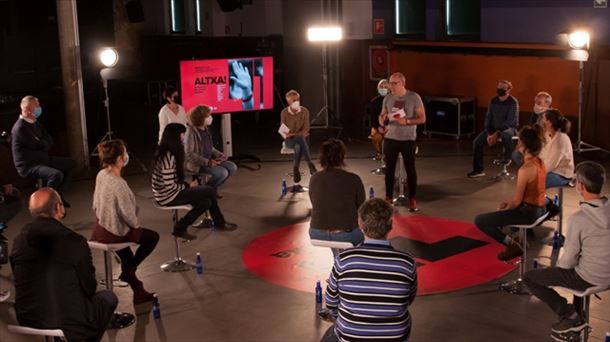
[204,116,213,126]
[122,153,130,167]
[378,88,388,96]
[290,101,300,112]
[533,104,548,114]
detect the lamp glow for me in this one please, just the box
[567,31,589,49]
[307,26,343,42]
[99,48,119,67]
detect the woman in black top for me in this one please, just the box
[309,139,366,256]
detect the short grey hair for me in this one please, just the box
[535,91,552,105]
[358,199,394,239]
[20,95,38,111]
[377,79,389,89]
[575,161,606,195]
[390,72,406,84]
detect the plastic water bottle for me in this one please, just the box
[281,178,288,196]
[552,230,560,250]
[604,332,610,342]
[152,295,161,319]
[195,253,203,275]
[532,258,539,269]
[315,280,322,304]
[369,186,375,199]
[554,194,559,206]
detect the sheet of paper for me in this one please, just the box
[389,108,406,121]
[278,123,290,139]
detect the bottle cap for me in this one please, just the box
[197,252,201,256]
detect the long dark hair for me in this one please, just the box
[518,124,545,156]
[155,123,186,182]
[545,108,571,133]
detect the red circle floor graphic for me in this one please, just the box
[242,215,516,295]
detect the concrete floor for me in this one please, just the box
[1,138,609,342]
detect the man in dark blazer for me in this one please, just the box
[10,188,117,341]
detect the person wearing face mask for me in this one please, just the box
[185,105,237,194]
[152,123,237,240]
[10,188,118,341]
[468,80,519,178]
[474,125,547,261]
[90,139,159,305]
[280,89,317,183]
[539,109,574,189]
[523,161,609,340]
[530,91,552,125]
[365,79,390,160]
[158,86,188,144]
[11,95,76,206]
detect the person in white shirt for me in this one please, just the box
[158,86,187,143]
[539,109,574,188]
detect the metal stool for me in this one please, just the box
[499,211,551,294]
[87,241,137,329]
[8,324,66,341]
[155,204,195,272]
[311,239,354,258]
[550,285,610,341]
[493,136,518,180]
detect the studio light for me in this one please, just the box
[307,26,343,42]
[567,31,589,49]
[99,47,119,67]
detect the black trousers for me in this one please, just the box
[167,185,225,230]
[383,138,417,199]
[522,267,593,319]
[114,228,159,270]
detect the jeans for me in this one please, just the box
[472,128,516,172]
[309,227,364,257]
[284,136,312,168]
[546,172,571,189]
[383,139,417,199]
[200,160,237,188]
[167,185,225,231]
[522,267,593,319]
[25,156,76,193]
[474,204,545,244]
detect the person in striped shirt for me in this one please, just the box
[322,198,417,342]
[152,123,237,240]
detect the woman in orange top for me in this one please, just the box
[475,125,547,261]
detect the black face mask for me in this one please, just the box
[497,88,507,97]
[172,96,181,105]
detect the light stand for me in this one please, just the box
[575,60,602,153]
[308,26,343,138]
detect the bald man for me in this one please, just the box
[10,188,117,341]
[11,96,75,206]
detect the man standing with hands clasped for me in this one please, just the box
[378,72,426,212]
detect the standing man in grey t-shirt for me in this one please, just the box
[378,72,426,211]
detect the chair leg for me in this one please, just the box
[581,295,590,342]
[558,187,564,235]
[103,251,113,291]
[500,228,530,295]
[161,210,195,272]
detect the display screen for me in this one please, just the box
[180,56,274,114]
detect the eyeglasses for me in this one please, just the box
[389,81,400,85]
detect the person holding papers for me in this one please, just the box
[280,89,317,183]
[378,72,426,211]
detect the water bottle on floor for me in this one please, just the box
[281,179,288,196]
[369,186,375,199]
[315,280,322,304]
[532,258,539,269]
[605,332,610,342]
[152,295,161,319]
[195,253,203,275]
[552,230,560,251]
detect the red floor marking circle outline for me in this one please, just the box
[242,215,516,295]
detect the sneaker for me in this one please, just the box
[373,153,382,161]
[550,330,582,342]
[293,167,301,183]
[192,218,214,229]
[408,198,420,212]
[308,162,318,175]
[108,312,136,329]
[467,170,486,178]
[214,222,238,231]
[172,230,197,241]
[551,313,587,333]
[497,241,523,261]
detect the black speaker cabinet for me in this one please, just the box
[424,97,476,139]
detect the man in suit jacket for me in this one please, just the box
[10,188,117,341]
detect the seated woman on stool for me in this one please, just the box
[474,125,547,261]
[309,139,365,256]
[152,123,237,241]
[281,89,317,183]
[91,139,159,304]
[539,109,574,188]
[184,105,237,197]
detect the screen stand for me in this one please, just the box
[221,113,261,171]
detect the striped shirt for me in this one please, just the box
[326,240,417,342]
[152,151,185,205]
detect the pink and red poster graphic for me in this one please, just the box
[180,56,274,114]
